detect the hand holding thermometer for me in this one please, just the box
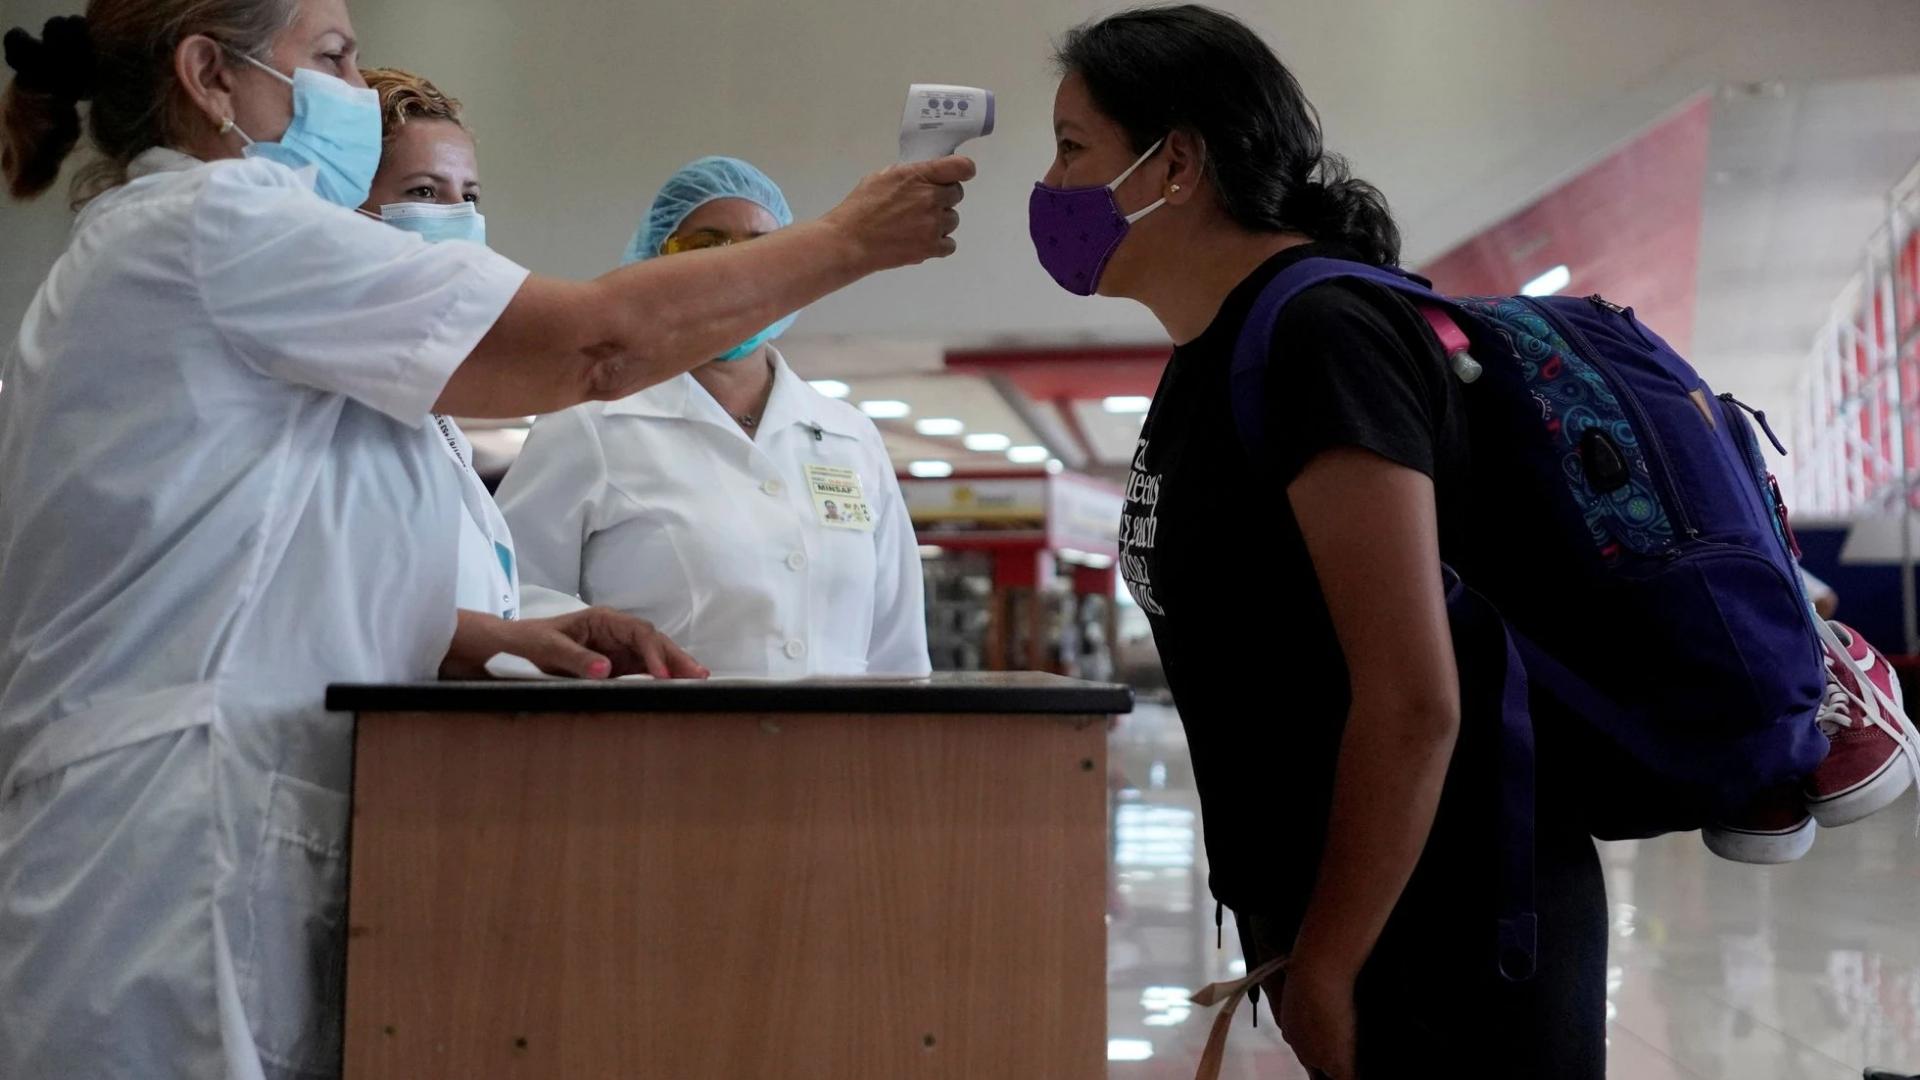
[899,84,995,162]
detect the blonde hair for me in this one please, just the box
[361,66,465,146]
[3,1,297,206]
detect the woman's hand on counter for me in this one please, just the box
[551,606,711,679]
[441,609,710,680]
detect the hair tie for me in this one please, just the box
[4,15,96,102]
[1279,178,1333,221]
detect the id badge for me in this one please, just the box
[803,463,876,532]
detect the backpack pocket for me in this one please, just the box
[1600,543,1829,801]
[1461,296,1682,561]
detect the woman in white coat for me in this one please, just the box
[357,65,613,640]
[358,66,526,622]
[497,158,932,677]
[0,2,969,1075]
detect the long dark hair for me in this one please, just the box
[1055,4,1401,267]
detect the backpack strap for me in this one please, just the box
[1187,953,1291,1080]
[1445,567,1540,983]
[1228,256,1471,460]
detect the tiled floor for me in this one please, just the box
[1106,701,1920,1079]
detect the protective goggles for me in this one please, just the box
[659,228,762,256]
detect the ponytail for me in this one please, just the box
[2,17,95,200]
[1275,156,1401,269]
[4,1,297,207]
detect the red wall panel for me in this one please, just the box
[1420,95,1713,354]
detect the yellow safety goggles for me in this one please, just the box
[659,228,760,257]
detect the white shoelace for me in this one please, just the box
[1814,676,1854,736]
[1816,619,1920,833]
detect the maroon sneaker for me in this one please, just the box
[1703,785,1816,864]
[1805,621,1918,827]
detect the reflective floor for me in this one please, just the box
[1106,701,1920,1079]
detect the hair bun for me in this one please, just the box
[4,16,96,103]
[1277,155,1401,266]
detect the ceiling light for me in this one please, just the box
[908,460,954,478]
[1007,445,1050,464]
[914,417,965,437]
[1108,1039,1154,1062]
[859,399,911,419]
[809,379,850,399]
[964,433,1012,452]
[1102,395,1152,415]
[1520,264,1571,298]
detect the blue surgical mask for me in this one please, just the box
[715,311,798,363]
[375,202,488,246]
[229,56,382,208]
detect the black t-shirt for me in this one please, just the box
[1121,242,1471,923]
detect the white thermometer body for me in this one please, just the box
[899,84,995,162]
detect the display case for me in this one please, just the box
[903,471,1123,675]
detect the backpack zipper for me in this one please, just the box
[1720,392,1811,564]
[1527,298,1699,542]
[1719,393,1788,455]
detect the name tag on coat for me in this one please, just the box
[803,464,875,532]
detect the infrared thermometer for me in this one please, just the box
[899,84,996,162]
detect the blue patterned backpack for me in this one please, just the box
[1230,257,1829,979]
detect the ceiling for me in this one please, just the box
[1692,74,1920,407]
[783,74,1920,480]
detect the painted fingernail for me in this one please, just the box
[588,659,611,678]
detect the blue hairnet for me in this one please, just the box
[622,156,794,265]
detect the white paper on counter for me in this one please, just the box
[480,654,932,684]
[482,652,654,681]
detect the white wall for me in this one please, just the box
[5,0,1920,365]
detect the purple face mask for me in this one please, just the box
[1028,138,1168,296]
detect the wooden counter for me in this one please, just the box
[327,673,1131,1079]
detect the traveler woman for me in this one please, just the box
[1037,7,1606,1077]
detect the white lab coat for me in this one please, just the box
[496,350,930,676]
[436,416,520,619]
[0,148,528,1079]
